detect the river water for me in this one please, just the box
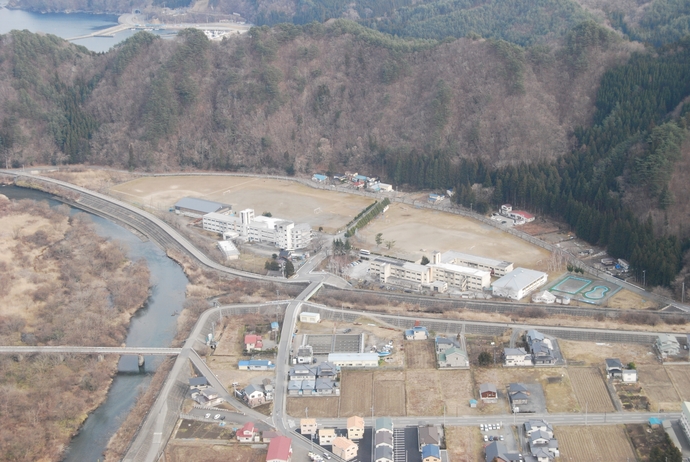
[0,185,189,461]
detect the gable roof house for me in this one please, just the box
[605,358,624,378]
[405,326,429,340]
[485,441,522,462]
[479,383,498,403]
[508,383,531,407]
[289,365,317,381]
[438,346,469,368]
[296,345,314,364]
[656,334,681,358]
[332,437,358,461]
[266,436,292,462]
[375,417,393,435]
[418,425,441,450]
[375,431,393,448]
[504,347,532,367]
[435,336,461,353]
[237,422,258,442]
[244,334,263,352]
[316,362,338,378]
[421,444,442,462]
[531,341,556,365]
[243,384,266,407]
[525,420,554,437]
[622,368,638,383]
[375,445,394,462]
[347,416,365,440]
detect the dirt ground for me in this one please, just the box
[406,369,443,416]
[354,202,552,270]
[286,397,340,418]
[340,371,373,417]
[404,340,436,369]
[44,169,137,191]
[568,367,615,413]
[373,370,406,416]
[627,424,672,461]
[605,289,656,310]
[110,175,374,233]
[556,425,637,462]
[445,426,484,462]
[666,366,690,401]
[438,370,478,416]
[558,340,657,366]
[165,442,266,462]
[637,365,682,410]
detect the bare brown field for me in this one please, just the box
[638,365,681,410]
[165,442,266,462]
[404,340,436,369]
[354,203,552,271]
[568,367,615,413]
[445,426,483,462]
[666,366,690,401]
[606,289,656,310]
[110,175,374,233]
[340,371,373,416]
[374,380,406,416]
[557,425,636,462]
[287,397,340,418]
[406,369,443,416]
[438,370,480,415]
[558,340,656,366]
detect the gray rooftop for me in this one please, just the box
[174,197,228,213]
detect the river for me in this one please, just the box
[0,185,189,461]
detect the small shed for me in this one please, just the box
[622,369,638,383]
[649,417,662,428]
[271,321,279,331]
[469,399,478,408]
[300,312,321,323]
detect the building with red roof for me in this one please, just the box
[266,436,292,462]
[244,334,263,352]
[237,422,257,442]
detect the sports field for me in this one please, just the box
[110,176,374,233]
[355,203,552,270]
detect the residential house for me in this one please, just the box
[531,341,556,365]
[529,430,559,462]
[243,384,266,407]
[526,330,545,349]
[188,377,209,389]
[347,416,365,440]
[405,326,429,340]
[271,321,280,331]
[244,334,263,352]
[421,444,442,462]
[287,381,303,396]
[237,422,258,442]
[297,345,314,364]
[301,418,317,436]
[375,417,393,435]
[314,377,339,396]
[316,362,338,379]
[266,436,292,462]
[435,336,461,353]
[504,348,532,367]
[262,430,280,443]
[622,369,638,383]
[508,383,531,408]
[438,346,469,368]
[375,445,394,462]
[485,441,522,462]
[289,365,317,381]
[605,358,623,379]
[332,437,358,461]
[524,420,554,438]
[418,425,441,450]
[531,290,556,304]
[656,334,681,358]
[375,431,393,448]
[319,428,336,446]
[263,379,274,400]
[479,383,498,403]
[238,360,276,371]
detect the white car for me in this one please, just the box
[214,414,221,420]
[204,413,211,419]
[483,435,488,442]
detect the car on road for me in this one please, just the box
[214,414,221,420]
[500,435,504,441]
[343,328,351,333]
[205,413,211,419]
[483,435,488,442]
[480,424,484,431]
[323,452,331,459]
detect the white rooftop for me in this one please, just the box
[492,268,547,290]
[430,262,490,277]
[441,251,513,269]
[328,353,379,362]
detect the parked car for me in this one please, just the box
[214,414,221,420]
[500,435,504,441]
[483,435,488,442]
[205,413,211,419]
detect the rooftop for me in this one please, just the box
[266,436,292,460]
[175,197,229,213]
[440,250,513,269]
[492,268,548,290]
[429,262,491,277]
[328,353,379,362]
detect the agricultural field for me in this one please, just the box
[404,340,436,369]
[558,340,657,366]
[445,426,483,462]
[165,442,266,462]
[557,425,636,462]
[615,383,650,411]
[666,366,690,401]
[373,370,406,416]
[286,397,340,418]
[174,419,235,440]
[110,175,374,233]
[438,370,479,416]
[340,371,374,416]
[354,202,552,271]
[637,365,682,410]
[568,367,615,413]
[406,369,443,416]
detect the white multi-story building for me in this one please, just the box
[202,208,312,250]
[681,402,690,443]
[438,251,514,276]
[429,253,491,291]
[370,257,432,285]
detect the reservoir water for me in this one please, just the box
[0,185,189,461]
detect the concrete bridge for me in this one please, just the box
[0,346,182,355]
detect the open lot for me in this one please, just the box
[637,365,682,410]
[404,340,436,369]
[174,419,235,440]
[165,443,267,462]
[558,340,657,366]
[110,175,374,233]
[438,370,479,416]
[406,369,443,416]
[568,367,615,413]
[340,371,374,417]
[445,426,484,462]
[556,425,636,462]
[354,203,552,271]
[286,396,340,418]
[666,366,690,401]
[373,370,406,416]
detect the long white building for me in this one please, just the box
[439,251,514,276]
[202,208,313,250]
[492,268,548,300]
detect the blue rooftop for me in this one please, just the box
[421,444,441,459]
[649,417,662,425]
[174,197,228,214]
[271,321,279,330]
[312,174,328,181]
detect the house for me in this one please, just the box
[405,326,429,340]
[347,416,365,440]
[188,377,209,389]
[469,398,478,408]
[301,418,317,436]
[262,430,280,443]
[435,336,461,353]
[485,441,522,462]
[237,422,258,442]
[287,381,303,395]
[524,420,554,438]
[244,334,263,352]
[375,431,393,448]
[243,384,266,407]
[300,312,321,323]
[605,358,623,379]
[375,445,394,462]
[508,383,531,407]
[296,345,314,364]
[421,444,442,462]
[531,342,556,365]
[375,417,393,435]
[271,321,280,331]
[479,383,498,403]
[526,330,545,349]
[531,290,556,304]
[238,360,276,371]
[289,365,317,381]
[332,437,358,461]
[622,368,638,383]
[504,348,532,367]
[316,362,338,379]
[529,430,559,461]
[266,436,292,462]
[656,334,681,358]
[438,346,469,368]
[418,425,440,449]
[319,428,336,445]
[314,378,339,396]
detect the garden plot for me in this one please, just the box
[637,365,681,410]
[557,425,636,462]
[568,367,615,413]
[404,340,436,369]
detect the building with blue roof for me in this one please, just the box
[405,326,429,340]
[271,321,280,331]
[312,173,328,182]
[421,444,441,462]
[238,360,275,371]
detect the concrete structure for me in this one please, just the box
[217,239,240,259]
[202,208,312,250]
[492,268,548,300]
[332,436,358,461]
[301,418,317,436]
[405,325,429,340]
[238,360,275,371]
[421,444,441,462]
[504,348,531,367]
[438,250,514,276]
[266,436,292,462]
[681,401,690,444]
[347,416,365,440]
[318,428,336,445]
[479,383,498,403]
[328,353,379,368]
[300,312,321,323]
[174,197,229,217]
[622,369,638,382]
[656,334,681,358]
[371,256,432,286]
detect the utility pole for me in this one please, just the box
[585,402,588,426]
[643,270,646,288]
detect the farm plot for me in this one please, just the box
[166,443,266,462]
[404,340,436,369]
[437,370,483,415]
[637,365,681,409]
[286,397,339,418]
[406,369,443,416]
[340,371,373,416]
[568,367,615,412]
[445,426,483,462]
[557,426,636,462]
[373,371,406,416]
[666,366,690,401]
[558,340,656,366]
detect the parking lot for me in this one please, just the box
[478,421,516,451]
[303,334,363,354]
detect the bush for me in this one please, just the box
[478,351,493,366]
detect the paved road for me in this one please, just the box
[0,346,181,355]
